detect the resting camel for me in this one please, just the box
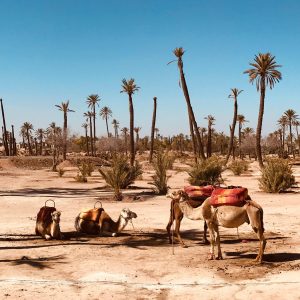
[74,207,137,236]
[173,190,266,263]
[166,191,208,247]
[35,204,64,240]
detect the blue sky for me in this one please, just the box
[0,0,300,139]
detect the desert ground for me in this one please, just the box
[0,158,300,300]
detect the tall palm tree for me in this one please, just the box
[11,125,16,156]
[149,96,157,162]
[35,128,45,155]
[225,88,243,164]
[120,78,140,166]
[237,114,247,158]
[55,100,75,160]
[205,115,215,158]
[21,122,33,155]
[244,53,282,168]
[0,99,9,155]
[284,109,298,158]
[84,111,94,156]
[86,94,100,153]
[121,127,129,155]
[111,119,120,138]
[99,106,112,137]
[170,48,205,160]
[277,115,288,154]
[81,123,89,156]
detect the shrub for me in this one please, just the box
[228,160,250,176]
[74,172,88,183]
[77,161,94,177]
[57,168,65,177]
[259,158,295,193]
[98,154,143,200]
[188,156,224,186]
[149,151,172,194]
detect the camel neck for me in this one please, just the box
[179,201,203,221]
[116,215,129,233]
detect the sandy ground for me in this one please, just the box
[0,159,300,299]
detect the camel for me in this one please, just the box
[74,207,137,236]
[166,191,208,247]
[173,190,266,263]
[35,205,64,240]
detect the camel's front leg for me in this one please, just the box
[213,224,223,260]
[254,229,266,264]
[175,215,187,247]
[45,234,52,240]
[203,221,209,244]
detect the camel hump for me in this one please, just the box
[79,208,104,222]
[36,206,56,227]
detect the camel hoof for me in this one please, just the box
[216,256,223,260]
[203,239,210,245]
[208,255,215,260]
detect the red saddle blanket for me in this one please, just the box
[210,187,248,207]
[184,185,215,200]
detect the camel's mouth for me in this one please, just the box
[129,212,137,219]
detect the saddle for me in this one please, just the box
[184,185,214,200]
[36,200,57,227]
[79,208,104,223]
[210,187,248,207]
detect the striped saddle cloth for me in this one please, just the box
[184,185,215,200]
[210,187,248,207]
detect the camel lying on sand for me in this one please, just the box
[172,190,266,263]
[166,191,208,247]
[35,204,64,240]
[75,207,137,236]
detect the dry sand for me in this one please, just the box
[0,159,299,299]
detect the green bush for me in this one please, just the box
[259,158,295,193]
[150,151,172,194]
[74,172,88,183]
[77,161,94,177]
[188,156,224,186]
[228,160,249,176]
[98,154,143,200]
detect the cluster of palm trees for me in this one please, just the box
[171,48,282,168]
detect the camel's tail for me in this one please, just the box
[74,214,81,232]
[248,200,265,233]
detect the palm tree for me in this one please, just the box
[55,100,75,160]
[47,122,62,171]
[86,94,100,153]
[35,128,45,155]
[112,119,120,138]
[170,48,205,160]
[277,115,288,154]
[100,106,112,137]
[0,98,9,155]
[205,115,215,158]
[11,125,16,156]
[84,111,94,156]
[244,53,282,168]
[81,123,89,156]
[134,127,141,151]
[21,122,33,155]
[284,109,298,158]
[237,114,247,158]
[293,120,300,156]
[121,127,129,155]
[120,78,140,166]
[225,88,243,164]
[149,97,157,162]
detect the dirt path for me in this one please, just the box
[0,163,300,299]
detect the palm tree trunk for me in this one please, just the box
[0,99,9,156]
[124,133,128,155]
[93,106,96,156]
[189,118,197,162]
[256,81,265,168]
[63,112,67,160]
[289,122,295,158]
[105,116,109,137]
[85,127,90,156]
[149,97,157,162]
[225,98,238,164]
[11,125,16,156]
[89,116,94,156]
[207,126,212,158]
[34,138,38,156]
[128,94,135,166]
[239,123,242,159]
[178,60,205,160]
[282,126,286,153]
[39,133,43,155]
[26,129,32,155]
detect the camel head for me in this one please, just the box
[167,190,188,201]
[120,208,137,221]
[51,211,61,224]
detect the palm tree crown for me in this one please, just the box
[99,106,112,119]
[120,78,140,95]
[244,53,282,90]
[86,94,100,109]
[55,100,75,113]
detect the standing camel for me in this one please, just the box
[172,190,266,263]
[166,191,208,247]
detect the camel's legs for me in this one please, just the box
[174,214,186,247]
[203,221,209,244]
[254,228,266,263]
[207,221,216,260]
[166,207,175,244]
[213,223,222,260]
